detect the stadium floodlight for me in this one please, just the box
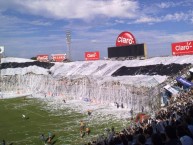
[66,30,71,61]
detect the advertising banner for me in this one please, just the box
[171,40,193,56]
[108,43,146,58]
[116,31,136,47]
[163,85,179,95]
[37,55,49,62]
[51,54,66,62]
[85,51,100,61]
[176,76,193,87]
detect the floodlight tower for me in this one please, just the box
[66,30,71,61]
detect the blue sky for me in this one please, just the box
[0,0,193,61]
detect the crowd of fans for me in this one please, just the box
[84,86,193,145]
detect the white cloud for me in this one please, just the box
[188,11,193,23]
[91,40,99,43]
[0,0,139,20]
[0,11,52,31]
[169,31,193,42]
[0,0,192,25]
[157,2,172,9]
[157,2,178,9]
[163,12,188,21]
[156,1,192,9]
[133,11,192,24]
[135,1,193,24]
[30,20,52,26]
[134,16,161,24]
[115,19,125,24]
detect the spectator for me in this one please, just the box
[160,133,167,145]
[47,132,52,143]
[127,134,133,145]
[176,125,193,145]
[80,120,85,131]
[151,133,163,145]
[86,127,90,135]
[141,106,144,113]
[117,103,120,109]
[135,134,146,145]
[144,126,153,145]
[185,116,193,136]
[121,103,124,108]
[87,110,92,116]
[2,140,6,145]
[165,125,182,145]
[130,108,134,119]
[40,134,45,142]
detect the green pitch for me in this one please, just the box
[0,97,128,145]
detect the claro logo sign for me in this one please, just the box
[37,55,49,62]
[116,31,136,47]
[172,40,193,56]
[85,51,100,61]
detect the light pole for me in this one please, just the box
[0,53,1,94]
[0,46,4,95]
[66,30,71,61]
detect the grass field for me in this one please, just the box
[0,97,129,145]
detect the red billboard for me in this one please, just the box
[85,51,100,61]
[116,31,136,47]
[37,54,49,62]
[172,40,193,56]
[51,54,66,62]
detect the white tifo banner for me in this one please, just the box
[0,46,4,54]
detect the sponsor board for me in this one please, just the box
[37,54,49,62]
[164,85,179,95]
[85,51,100,61]
[108,43,147,58]
[51,54,66,62]
[172,40,193,56]
[116,31,136,47]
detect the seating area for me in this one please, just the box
[85,86,193,145]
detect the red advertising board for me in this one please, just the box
[172,40,193,56]
[37,54,49,62]
[85,51,100,61]
[51,54,66,62]
[116,31,136,47]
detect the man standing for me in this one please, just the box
[2,140,6,145]
[86,127,90,135]
[141,106,144,112]
[87,110,92,116]
[130,108,134,119]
